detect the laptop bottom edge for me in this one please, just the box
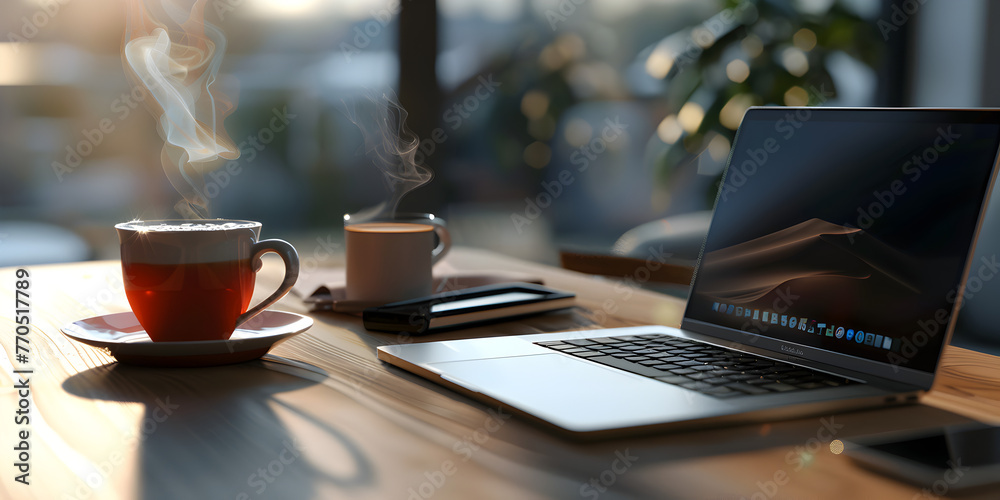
[378,348,921,440]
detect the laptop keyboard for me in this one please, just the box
[535,334,858,398]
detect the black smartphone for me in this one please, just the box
[846,423,1000,493]
[362,282,575,334]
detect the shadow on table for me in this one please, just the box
[63,360,374,500]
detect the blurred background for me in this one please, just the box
[4,0,1000,352]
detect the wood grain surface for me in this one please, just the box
[2,247,999,500]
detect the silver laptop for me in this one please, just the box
[378,108,1000,438]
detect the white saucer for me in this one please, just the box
[60,310,313,367]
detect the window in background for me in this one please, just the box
[433,0,885,263]
[0,0,404,264]
[0,0,894,267]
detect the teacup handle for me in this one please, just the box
[430,222,451,265]
[236,239,300,328]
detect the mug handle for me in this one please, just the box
[430,221,451,265]
[236,239,300,328]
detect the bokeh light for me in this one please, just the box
[793,28,818,51]
[781,47,809,77]
[720,94,755,130]
[830,439,845,455]
[521,90,550,120]
[657,115,683,144]
[524,141,551,169]
[784,86,809,106]
[678,102,705,133]
[726,59,750,83]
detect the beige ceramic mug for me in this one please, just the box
[344,213,450,304]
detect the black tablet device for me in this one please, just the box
[362,282,575,334]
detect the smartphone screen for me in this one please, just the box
[430,292,543,313]
[363,283,576,333]
[865,425,1000,468]
[848,424,1000,491]
[867,426,1000,469]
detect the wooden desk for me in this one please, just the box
[2,247,999,499]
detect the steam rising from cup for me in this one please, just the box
[122,0,240,219]
[346,91,433,221]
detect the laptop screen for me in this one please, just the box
[685,108,1000,373]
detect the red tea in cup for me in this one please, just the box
[116,220,299,342]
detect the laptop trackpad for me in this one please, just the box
[429,353,727,432]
